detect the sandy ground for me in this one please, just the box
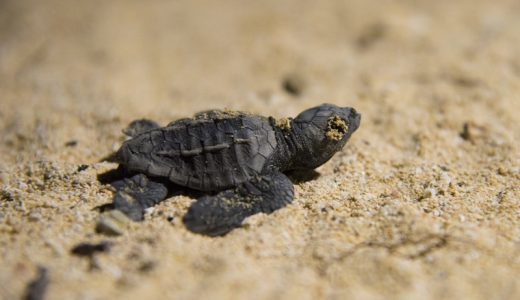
[1,0,520,299]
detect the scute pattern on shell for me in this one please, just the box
[119,112,277,192]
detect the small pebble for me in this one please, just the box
[28,211,42,222]
[459,214,466,222]
[95,210,130,236]
[422,188,437,199]
[144,207,155,216]
[497,167,507,176]
[44,239,65,256]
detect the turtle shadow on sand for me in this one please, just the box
[96,104,361,237]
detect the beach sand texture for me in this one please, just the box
[1,0,520,299]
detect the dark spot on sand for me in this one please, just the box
[77,164,89,172]
[23,267,48,300]
[356,22,386,49]
[71,241,112,257]
[65,140,78,147]
[451,76,481,88]
[460,122,472,141]
[138,261,157,273]
[282,73,305,96]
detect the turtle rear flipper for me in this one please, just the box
[111,174,169,221]
[101,119,160,163]
[183,172,294,236]
[123,119,160,137]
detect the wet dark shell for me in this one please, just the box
[117,113,277,191]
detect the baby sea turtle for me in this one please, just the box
[104,104,361,236]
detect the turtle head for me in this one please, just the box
[289,103,360,170]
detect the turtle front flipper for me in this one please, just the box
[110,174,169,221]
[183,172,294,236]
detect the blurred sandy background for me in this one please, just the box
[1,0,520,299]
